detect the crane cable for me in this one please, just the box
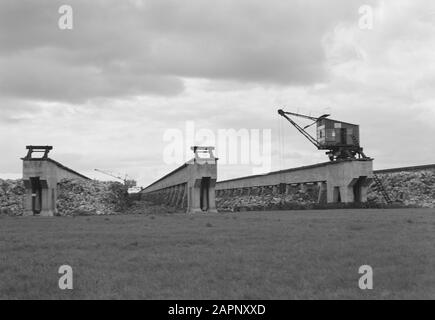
[278,115,284,183]
[278,113,286,200]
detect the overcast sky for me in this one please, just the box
[1,0,434,186]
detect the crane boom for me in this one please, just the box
[278,110,319,121]
[277,109,320,148]
[94,169,125,181]
[94,169,137,188]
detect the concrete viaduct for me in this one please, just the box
[216,159,374,204]
[20,145,374,216]
[140,146,374,213]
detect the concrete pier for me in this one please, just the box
[140,146,218,213]
[22,146,90,216]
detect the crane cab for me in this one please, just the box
[316,118,365,161]
[317,118,360,148]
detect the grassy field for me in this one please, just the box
[0,208,434,299]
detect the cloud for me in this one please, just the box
[0,99,44,124]
[0,0,368,103]
[0,50,184,103]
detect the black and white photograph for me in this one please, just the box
[0,0,434,305]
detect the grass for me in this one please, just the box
[0,208,434,299]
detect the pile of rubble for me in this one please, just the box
[217,168,435,211]
[216,185,319,212]
[368,169,435,208]
[56,179,129,216]
[0,179,25,216]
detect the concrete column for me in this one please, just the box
[40,187,56,216]
[169,186,178,207]
[164,188,170,203]
[170,186,178,206]
[23,188,34,216]
[174,185,182,207]
[360,177,373,202]
[285,184,291,195]
[169,186,177,206]
[341,178,360,203]
[187,179,202,214]
[327,184,343,203]
[164,188,170,205]
[340,185,353,203]
[272,185,278,194]
[164,187,171,205]
[317,182,327,204]
[259,186,264,196]
[208,179,218,213]
[181,185,187,209]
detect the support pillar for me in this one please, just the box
[22,146,90,216]
[317,182,327,204]
[325,160,374,203]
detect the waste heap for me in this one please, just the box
[0,179,25,215]
[56,179,129,216]
[216,184,319,212]
[368,169,435,208]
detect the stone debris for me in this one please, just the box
[0,178,130,216]
[1,167,434,216]
[216,185,319,212]
[368,169,435,208]
[217,168,435,211]
[0,179,25,215]
[56,179,129,216]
